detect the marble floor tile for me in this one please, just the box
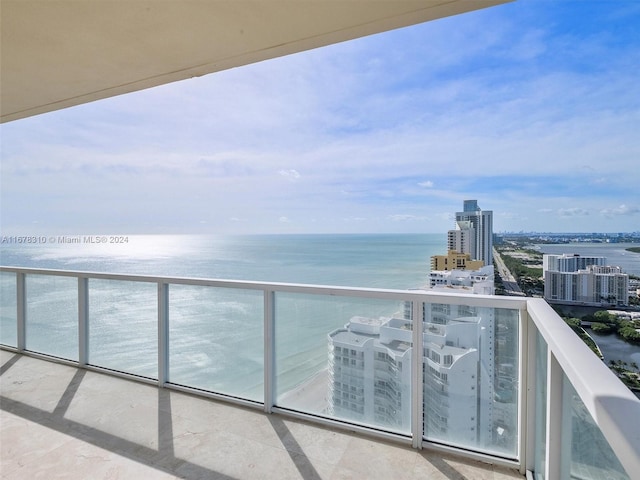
[0,353,522,480]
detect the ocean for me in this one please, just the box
[3,235,638,283]
[0,234,446,402]
[2,235,639,402]
[0,234,446,288]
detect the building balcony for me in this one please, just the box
[1,266,639,479]
[2,351,521,479]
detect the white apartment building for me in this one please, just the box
[447,221,476,260]
[328,316,412,431]
[542,253,605,273]
[453,200,493,266]
[422,304,517,453]
[428,265,495,295]
[327,303,518,454]
[543,255,629,306]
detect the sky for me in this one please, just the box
[1,0,639,236]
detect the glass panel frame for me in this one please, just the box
[88,279,157,378]
[274,292,412,434]
[422,303,520,458]
[25,274,78,360]
[533,331,548,480]
[0,272,17,347]
[561,374,630,480]
[168,284,264,402]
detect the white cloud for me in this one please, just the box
[600,204,640,216]
[341,217,367,223]
[558,208,590,217]
[279,216,291,223]
[1,1,638,234]
[278,169,301,181]
[418,180,434,188]
[499,212,520,220]
[388,214,427,222]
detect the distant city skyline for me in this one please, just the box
[1,0,639,235]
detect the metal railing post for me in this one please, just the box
[411,298,423,449]
[522,311,537,475]
[264,289,275,413]
[158,282,169,387]
[16,272,26,351]
[78,276,89,366]
[545,352,563,479]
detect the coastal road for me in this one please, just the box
[493,248,525,296]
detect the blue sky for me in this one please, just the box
[1,0,639,235]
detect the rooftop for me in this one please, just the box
[1,350,521,479]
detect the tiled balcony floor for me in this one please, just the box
[0,350,523,479]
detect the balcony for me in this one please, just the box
[1,266,639,479]
[2,351,522,479]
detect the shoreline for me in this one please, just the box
[278,368,329,413]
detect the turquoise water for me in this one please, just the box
[0,233,446,288]
[3,235,638,402]
[0,234,446,400]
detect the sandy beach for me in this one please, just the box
[278,369,330,413]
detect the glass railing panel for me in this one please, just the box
[168,285,263,402]
[0,272,17,347]
[561,374,630,480]
[25,274,78,360]
[88,279,157,378]
[422,303,520,458]
[533,331,548,480]
[274,292,412,434]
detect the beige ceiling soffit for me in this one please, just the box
[1,1,510,123]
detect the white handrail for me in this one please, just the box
[528,298,640,477]
[1,265,638,478]
[0,266,528,307]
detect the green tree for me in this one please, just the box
[564,317,582,329]
[594,311,615,323]
[591,322,613,334]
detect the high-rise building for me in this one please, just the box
[447,221,476,260]
[328,316,412,430]
[543,254,629,306]
[431,250,484,272]
[463,199,479,212]
[327,304,518,454]
[542,254,605,272]
[452,200,493,266]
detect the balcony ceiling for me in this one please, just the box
[1,0,508,123]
